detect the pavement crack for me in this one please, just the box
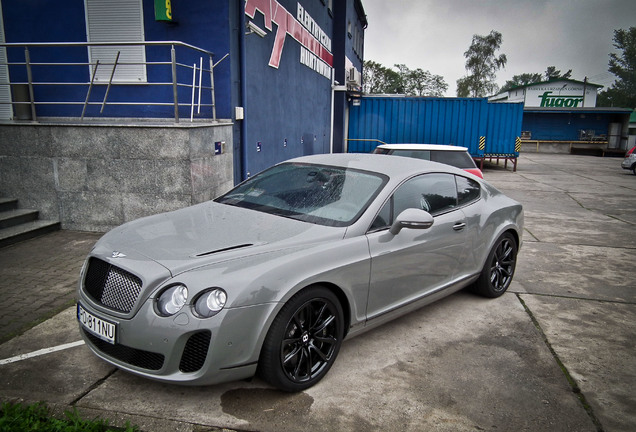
[516,293,605,432]
[510,291,635,306]
[69,367,118,406]
[523,227,540,242]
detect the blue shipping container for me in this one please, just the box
[347,96,523,157]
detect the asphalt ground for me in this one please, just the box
[0,153,634,432]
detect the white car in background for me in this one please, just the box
[373,144,483,178]
[621,145,636,175]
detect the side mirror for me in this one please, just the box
[389,208,434,235]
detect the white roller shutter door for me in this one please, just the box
[85,0,147,83]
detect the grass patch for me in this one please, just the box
[0,401,138,432]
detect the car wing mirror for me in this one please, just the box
[389,208,434,235]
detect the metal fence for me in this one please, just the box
[0,41,228,122]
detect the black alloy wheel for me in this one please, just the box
[258,286,344,392]
[473,232,518,298]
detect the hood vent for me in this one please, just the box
[195,243,254,257]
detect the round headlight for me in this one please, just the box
[194,288,227,318]
[156,284,188,317]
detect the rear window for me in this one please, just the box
[372,148,391,155]
[388,149,431,160]
[431,151,477,169]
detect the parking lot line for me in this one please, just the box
[0,340,85,366]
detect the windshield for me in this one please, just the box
[215,162,387,227]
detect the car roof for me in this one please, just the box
[376,143,469,152]
[283,153,469,179]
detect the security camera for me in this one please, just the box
[246,21,267,38]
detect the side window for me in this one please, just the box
[418,174,457,215]
[369,197,392,231]
[456,176,481,205]
[370,173,458,230]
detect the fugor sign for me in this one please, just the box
[524,81,598,108]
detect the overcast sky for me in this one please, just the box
[361,0,636,96]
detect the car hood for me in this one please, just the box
[93,201,346,275]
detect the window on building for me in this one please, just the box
[84,0,147,83]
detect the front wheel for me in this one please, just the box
[258,286,344,392]
[472,232,518,298]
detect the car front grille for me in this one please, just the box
[84,258,142,313]
[179,331,212,373]
[82,329,165,371]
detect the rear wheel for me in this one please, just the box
[473,232,517,298]
[258,286,344,392]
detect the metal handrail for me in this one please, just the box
[0,41,228,122]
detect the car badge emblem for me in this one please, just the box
[112,251,126,258]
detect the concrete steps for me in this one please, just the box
[0,198,60,248]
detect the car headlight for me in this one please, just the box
[156,284,188,317]
[193,288,227,318]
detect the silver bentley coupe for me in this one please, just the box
[77,153,523,392]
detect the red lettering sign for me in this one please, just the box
[245,0,333,69]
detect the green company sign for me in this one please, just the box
[538,91,584,108]
[154,0,172,21]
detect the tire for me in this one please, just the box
[258,286,344,392]
[472,232,518,298]
[632,165,636,175]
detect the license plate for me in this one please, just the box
[77,303,116,344]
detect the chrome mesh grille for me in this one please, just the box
[84,258,142,313]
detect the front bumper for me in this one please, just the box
[77,296,278,385]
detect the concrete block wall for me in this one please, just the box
[0,121,234,232]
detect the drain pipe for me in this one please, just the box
[238,1,248,180]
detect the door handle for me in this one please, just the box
[453,222,466,231]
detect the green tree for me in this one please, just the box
[363,60,401,94]
[597,27,636,108]
[363,61,448,96]
[456,30,507,97]
[544,66,572,81]
[394,64,448,96]
[500,73,543,92]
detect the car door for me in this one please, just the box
[365,173,468,320]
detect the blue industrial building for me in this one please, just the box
[0,0,367,181]
[490,79,633,153]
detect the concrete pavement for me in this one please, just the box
[0,153,634,431]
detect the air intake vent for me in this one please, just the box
[83,329,164,371]
[179,331,212,373]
